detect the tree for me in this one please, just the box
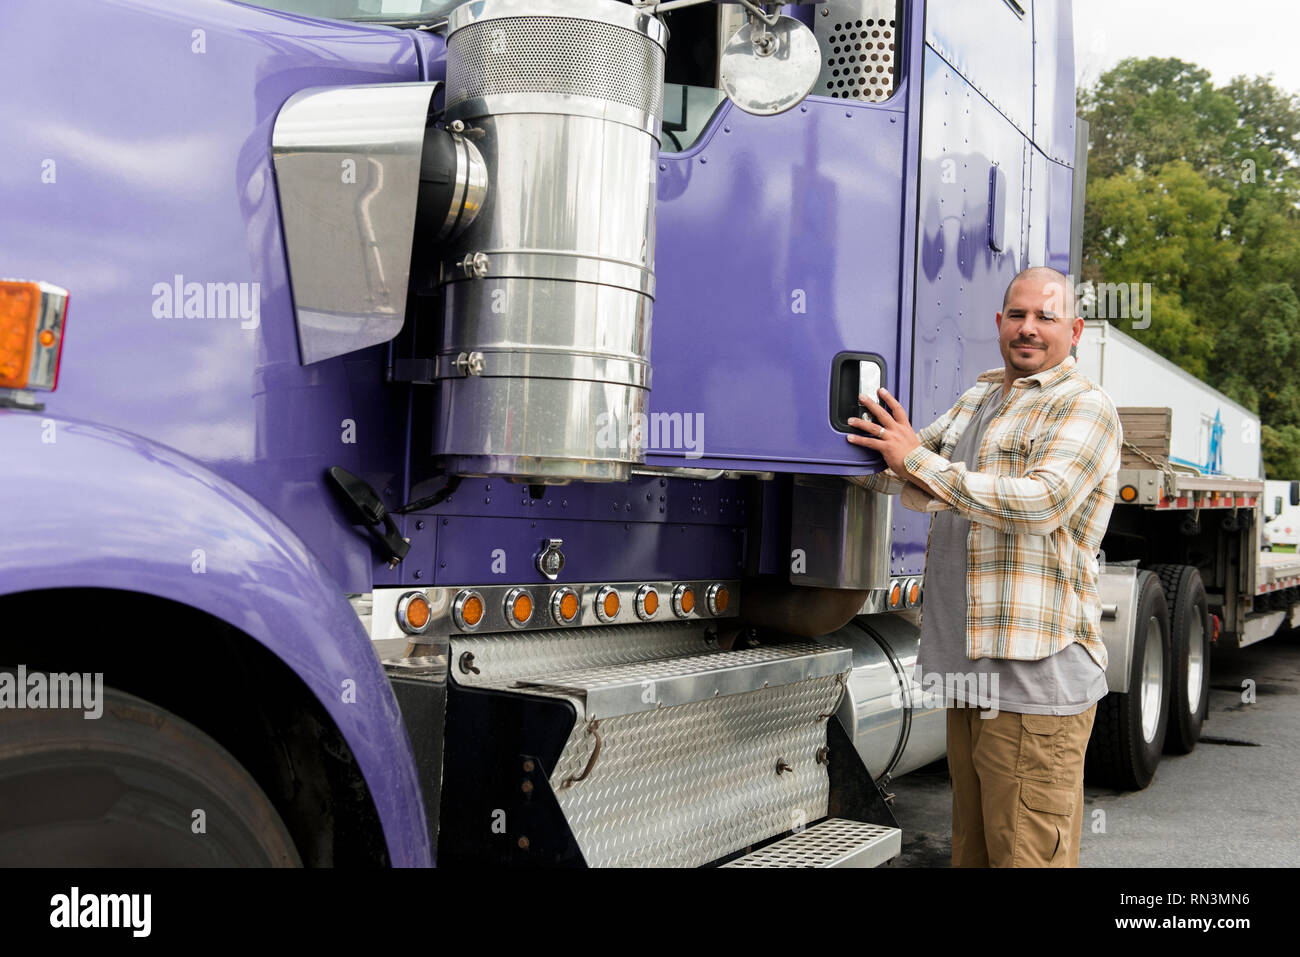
[1220,75,1300,214]
[1214,284,1300,428]
[1262,425,1300,479]
[1081,160,1231,377]
[1080,59,1300,477]
[1079,58,1236,180]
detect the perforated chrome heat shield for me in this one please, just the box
[813,0,898,102]
[445,14,664,118]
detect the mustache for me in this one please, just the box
[1011,339,1043,348]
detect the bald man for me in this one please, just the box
[848,266,1122,867]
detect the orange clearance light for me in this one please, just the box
[635,585,659,620]
[504,588,533,627]
[407,597,431,630]
[552,587,580,624]
[673,585,696,617]
[0,280,69,391]
[1120,485,1138,502]
[908,581,921,605]
[453,590,485,630]
[396,592,432,634]
[706,583,730,616]
[889,582,903,608]
[594,585,621,623]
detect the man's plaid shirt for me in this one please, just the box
[851,355,1122,669]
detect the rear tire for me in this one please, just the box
[0,681,301,866]
[1085,570,1171,790]
[1150,564,1211,755]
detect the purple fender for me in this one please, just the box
[0,410,431,867]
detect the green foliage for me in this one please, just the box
[1079,58,1236,180]
[1262,425,1300,479]
[1080,58,1300,477]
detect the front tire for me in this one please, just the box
[0,682,301,866]
[1085,570,1171,790]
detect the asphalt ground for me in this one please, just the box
[885,627,1300,867]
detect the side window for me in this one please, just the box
[662,84,728,153]
[657,5,743,153]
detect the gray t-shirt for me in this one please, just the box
[915,388,1108,715]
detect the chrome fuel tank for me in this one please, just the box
[824,614,948,782]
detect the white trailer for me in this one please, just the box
[1076,319,1261,478]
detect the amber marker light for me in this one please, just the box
[1119,485,1138,502]
[0,280,69,391]
[706,583,730,616]
[515,593,533,621]
[504,588,533,628]
[396,591,433,634]
[635,584,659,620]
[672,584,695,618]
[453,589,485,630]
[551,587,580,624]
[907,579,921,606]
[595,585,621,623]
[889,581,903,609]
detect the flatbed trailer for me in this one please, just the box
[1112,467,1300,641]
[1083,419,1300,790]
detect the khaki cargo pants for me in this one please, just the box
[945,704,1096,867]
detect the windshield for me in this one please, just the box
[244,0,461,22]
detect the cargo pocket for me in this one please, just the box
[1012,780,1076,867]
[1015,713,1067,784]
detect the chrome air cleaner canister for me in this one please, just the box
[435,0,667,483]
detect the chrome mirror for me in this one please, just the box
[719,8,822,115]
[637,0,823,116]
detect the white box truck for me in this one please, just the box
[1263,479,1300,551]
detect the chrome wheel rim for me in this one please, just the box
[1187,613,1206,714]
[1141,615,1164,744]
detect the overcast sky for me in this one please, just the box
[1073,0,1300,95]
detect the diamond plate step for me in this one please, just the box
[512,641,851,718]
[722,818,901,868]
[552,673,845,867]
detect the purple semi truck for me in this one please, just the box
[1,0,1108,866]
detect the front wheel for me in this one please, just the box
[1085,570,1171,790]
[0,681,301,866]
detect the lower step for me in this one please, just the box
[723,818,902,868]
